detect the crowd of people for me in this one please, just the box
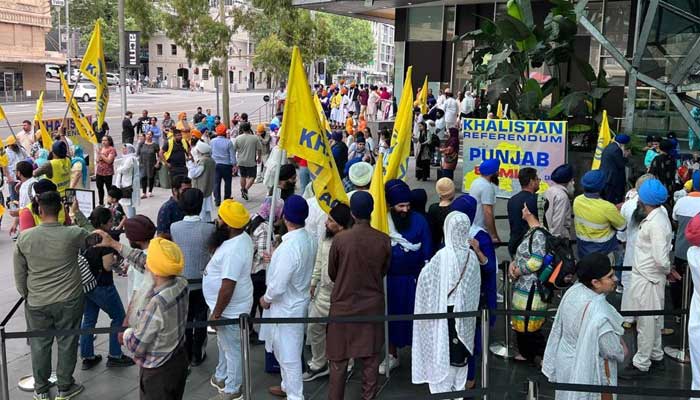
[2,79,700,400]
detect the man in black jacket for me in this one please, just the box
[122,111,135,144]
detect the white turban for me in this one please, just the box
[195,140,211,155]
[349,161,373,187]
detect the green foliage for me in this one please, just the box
[67,0,160,63]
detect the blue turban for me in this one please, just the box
[410,188,428,213]
[451,194,477,223]
[283,195,309,225]
[615,134,631,144]
[350,191,374,220]
[638,178,668,206]
[331,131,343,142]
[52,140,68,158]
[693,170,700,192]
[480,159,500,176]
[581,170,606,193]
[551,164,573,184]
[385,179,411,207]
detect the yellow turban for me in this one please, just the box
[146,237,185,277]
[685,179,693,192]
[218,199,250,229]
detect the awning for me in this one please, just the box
[0,52,67,66]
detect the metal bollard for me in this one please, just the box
[481,308,489,400]
[527,378,539,400]
[0,327,9,400]
[239,314,253,400]
[664,269,692,363]
[490,263,516,358]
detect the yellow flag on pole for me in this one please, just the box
[79,19,109,127]
[313,94,332,135]
[496,100,504,119]
[369,153,389,234]
[60,71,98,144]
[0,105,6,121]
[383,65,414,182]
[418,76,428,115]
[279,47,348,214]
[591,109,612,170]
[35,92,53,150]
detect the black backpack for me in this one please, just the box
[527,227,576,291]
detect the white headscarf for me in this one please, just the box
[412,211,482,384]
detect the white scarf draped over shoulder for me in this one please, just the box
[412,211,482,385]
[388,213,422,252]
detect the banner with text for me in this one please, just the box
[462,118,567,198]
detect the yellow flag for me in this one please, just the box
[79,19,109,127]
[279,47,348,213]
[0,104,6,121]
[34,92,53,150]
[369,153,389,234]
[313,94,332,135]
[0,137,8,168]
[418,76,428,115]
[384,66,414,182]
[496,100,504,119]
[60,71,98,144]
[591,110,612,170]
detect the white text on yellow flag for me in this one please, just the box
[79,20,109,127]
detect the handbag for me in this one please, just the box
[78,253,97,293]
[447,252,472,367]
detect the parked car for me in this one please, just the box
[45,65,62,79]
[70,82,97,102]
[69,70,90,83]
[106,73,120,86]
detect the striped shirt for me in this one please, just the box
[573,193,626,258]
[123,276,189,369]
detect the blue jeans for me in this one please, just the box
[215,324,242,394]
[298,166,311,194]
[215,164,233,204]
[80,284,126,358]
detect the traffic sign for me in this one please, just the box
[263,95,270,103]
[51,0,65,6]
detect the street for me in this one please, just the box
[1,87,274,140]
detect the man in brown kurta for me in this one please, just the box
[327,191,391,400]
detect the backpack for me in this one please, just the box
[527,227,576,291]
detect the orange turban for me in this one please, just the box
[177,112,186,121]
[191,129,202,139]
[215,124,227,136]
[256,123,265,133]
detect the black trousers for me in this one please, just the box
[249,270,267,330]
[141,175,155,194]
[95,174,113,206]
[415,158,431,180]
[184,289,208,363]
[515,330,546,362]
[139,345,188,400]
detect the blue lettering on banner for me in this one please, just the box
[468,148,550,167]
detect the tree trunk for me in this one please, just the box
[220,0,230,127]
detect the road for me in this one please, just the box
[1,87,274,141]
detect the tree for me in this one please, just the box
[317,14,374,77]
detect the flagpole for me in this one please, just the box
[266,148,285,255]
[2,120,18,142]
[62,71,84,128]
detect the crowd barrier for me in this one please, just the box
[0,293,696,400]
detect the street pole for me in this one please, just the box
[215,75,221,116]
[220,0,230,127]
[65,0,70,79]
[118,0,127,117]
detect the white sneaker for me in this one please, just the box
[378,354,399,375]
[347,358,355,373]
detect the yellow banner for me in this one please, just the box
[35,92,53,150]
[79,20,109,127]
[384,65,413,182]
[591,110,611,170]
[60,71,98,144]
[279,47,348,213]
[369,153,389,234]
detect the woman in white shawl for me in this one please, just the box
[114,143,140,218]
[412,211,485,398]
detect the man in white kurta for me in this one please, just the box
[683,214,700,397]
[412,212,484,398]
[259,195,318,399]
[620,179,672,379]
[543,253,626,400]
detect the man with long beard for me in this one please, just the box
[620,178,672,379]
[381,179,432,374]
[303,203,353,381]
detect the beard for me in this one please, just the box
[490,175,499,186]
[632,202,648,226]
[391,208,411,232]
[325,227,335,239]
[208,223,230,252]
[281,185,295,200]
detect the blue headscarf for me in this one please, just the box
[71,145,89,188]
[35,149,49,167]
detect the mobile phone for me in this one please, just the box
[85,233,103,247]
[64,189,76,205]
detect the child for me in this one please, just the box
[107,187,127,238]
